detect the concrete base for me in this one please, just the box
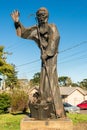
[20,117,73,130]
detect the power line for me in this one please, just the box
[59,54,87,64]
[15,41,87,68]
[59,41,87,53]
[15,41,87,79]
[17,54,87,75]
[16,59,40,67]
[59,49,87,61]
[6,42,26,52]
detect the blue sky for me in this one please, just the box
[0,0,87,82]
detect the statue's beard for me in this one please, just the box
[38,17,48,25]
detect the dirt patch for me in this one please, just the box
[73,122,87,130]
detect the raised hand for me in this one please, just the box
[11,10,20,22]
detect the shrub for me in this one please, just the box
[11,89,29,113]
[0,92,11,114]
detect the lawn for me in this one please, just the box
[0,113,25,130]
[0,113,87,130]
[67,113,87,130]
[67,113,87,124]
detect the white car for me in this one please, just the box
[63,102,80,113]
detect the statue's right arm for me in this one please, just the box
[11,10,38,41]
[14,22,38,40]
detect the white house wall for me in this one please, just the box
[85,95,87,100]
[65,90,85,106]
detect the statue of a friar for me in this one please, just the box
[11,7,66,119]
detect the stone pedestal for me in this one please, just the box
[20,117,73,130]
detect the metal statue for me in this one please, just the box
[11,7,66,119]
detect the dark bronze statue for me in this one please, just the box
[11,7,66,119]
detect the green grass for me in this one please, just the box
[67,113,87,124]
[0,113,25,130]
[0,113,87,130]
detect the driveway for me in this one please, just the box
[80,110,87,114]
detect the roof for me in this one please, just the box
[28,86,39,93]
[60,87,87,96]
[28,86,87,96]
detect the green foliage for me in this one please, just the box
[11,89,29,113]
[0,93,11,114]
[30,72,40,86]
[58,76,72,86]
[78,79,87,90]
[0,46,5,66]
[0,64,13,77]
[72,82,79,87]
[0,46,18,89]
[0,46,4,58]
[0,46,15,77]
[5,64,18,89]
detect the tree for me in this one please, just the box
[0,46,13,77]
[58,76,72,87]
[29,72,40,86]
[0,46,4,66]
[0,92,11,114]
[78,79,87,90]
[0,46,18,89]
[5,64,18,89]
[71,82,79,87]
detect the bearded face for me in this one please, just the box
[36,8,49,24]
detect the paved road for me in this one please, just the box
[80,110,87,114]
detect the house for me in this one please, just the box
[60,87,87,106]
[28,86,87,106]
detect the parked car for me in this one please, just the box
[63,102,80,113]
[77,100,87,110]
